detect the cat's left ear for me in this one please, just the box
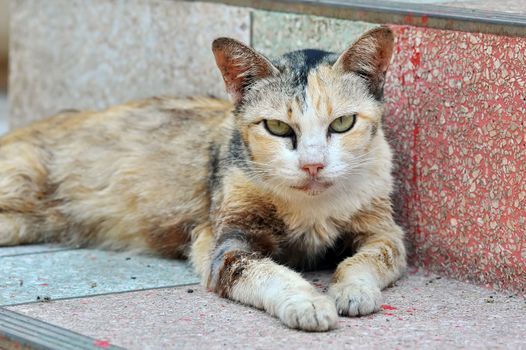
[212,38,279,104]
[333,26,395,100]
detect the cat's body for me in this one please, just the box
[0,27,406,331]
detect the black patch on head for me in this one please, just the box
[269,49,338,106]
[281,49,334,88]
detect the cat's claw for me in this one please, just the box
[328,280,382,316]
[277,294,338,331]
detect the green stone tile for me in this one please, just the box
[0,249,199,306]
[252,11,378,57]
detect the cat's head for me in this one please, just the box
[213,27,394,199]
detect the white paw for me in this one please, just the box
[328,280,382,316]
[277,293,338,331]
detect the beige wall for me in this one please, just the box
[9,0,250,128]
[0,0,8,91]
[0,0,8,56]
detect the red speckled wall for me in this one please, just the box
[384,25,526,294]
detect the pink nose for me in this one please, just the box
[301,163,325,177]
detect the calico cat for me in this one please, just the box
[0,27,406,331]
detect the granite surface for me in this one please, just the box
[9,0,250,128]
[8,269,526,350]
[385,25,526,294]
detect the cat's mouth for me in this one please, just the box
[291,180,333,195]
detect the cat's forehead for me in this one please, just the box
[240,48,379,122]
[271,49,338,90]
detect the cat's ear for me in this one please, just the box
[212,38,279,104]
[333,26,395,100]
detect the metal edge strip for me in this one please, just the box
[195,0,526,37]
[0,308,125,350]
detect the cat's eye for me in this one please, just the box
[264,119,294,137]
[329,114,357,133]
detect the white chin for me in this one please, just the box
[291,181,333,196]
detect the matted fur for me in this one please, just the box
[0,27,406,331]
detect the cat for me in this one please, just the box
[0,26,406,331]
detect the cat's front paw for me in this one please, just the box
[328,280,382,316]
[277,293,338,332]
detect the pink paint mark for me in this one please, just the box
[421,15,429,26]
[384,313,395,317]
[403,14,414,24]
[38,283,49,287]
[410,51,421,67]
[408,266,419,275]
[381,304,398,311]
[94,340,111,348]
[179,316,192,322]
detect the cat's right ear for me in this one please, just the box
[333,26,395,100]
[212,38,279,104]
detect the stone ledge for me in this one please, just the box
[206,0,526,37]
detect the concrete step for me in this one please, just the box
[2,256,524,349]
[1,246,525,349]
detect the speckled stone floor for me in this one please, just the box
[1,246,525,349]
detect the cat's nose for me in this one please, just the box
[301,163,325,177]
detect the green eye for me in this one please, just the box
[329,114,357,133]
[264,119,294,137]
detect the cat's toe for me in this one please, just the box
[328,280,382,317]
[277,294,338,332]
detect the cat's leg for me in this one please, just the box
[189,222,215,281]
[328,200,406,316]
[197,229,337,331]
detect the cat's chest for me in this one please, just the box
[275,213,354,269]
[284,219,341,252]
